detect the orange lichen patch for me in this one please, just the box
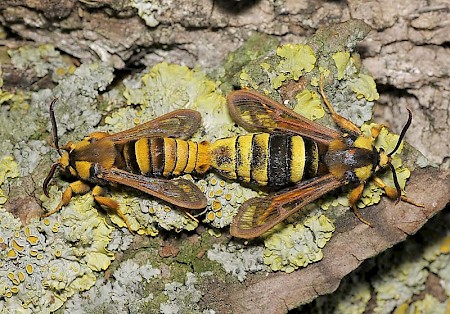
[11,239,25,252]
[206,212,215,221]
[212,200,222,212]
[26,264,34,274]
[7,249,17,259]
[17,271,25,282]
[439,236,450,254]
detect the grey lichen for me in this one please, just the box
[131,0,164,27]
[0,206,109,312]
[8,44,75,81]
[207,242,267,282]
[38,62,114,140]
[160,272,207,314]
[64,259,161,313]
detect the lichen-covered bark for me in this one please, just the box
[1,1,449,313]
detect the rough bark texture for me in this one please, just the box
[1,1,449,313]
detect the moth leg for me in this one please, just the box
[43,180,91,217]
[180,209,199,223]
[372,177,424,207]
[91,186,134,234]
[319,75,361,135]
[348,183,373,227]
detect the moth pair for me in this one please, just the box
[43,78,419,238]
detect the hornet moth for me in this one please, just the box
[227,77,423,239]
[43,101,209,232]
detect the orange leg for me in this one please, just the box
[180,209,199,223]
[43,180,90,217]
[348,183,373,227]
[319,75,362,135]
[92,186,134,234]
[372,177,424,207]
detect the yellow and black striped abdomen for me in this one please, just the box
[209,133,318,187]
[121,137,210,177]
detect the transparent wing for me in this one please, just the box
[227,90,341,145]
[230,174,344,239]
[107,109,201,143]
[99,167,207,209]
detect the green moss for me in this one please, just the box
[174,232,224,276]
[307,19,372,55]
[217,32,278,92]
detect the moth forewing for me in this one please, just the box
[106,109,202,143]
[98,167,207,209]
[226,89,341,145]
[230,174,344,239]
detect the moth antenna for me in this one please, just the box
[389,163,402,204]
[43,163,59,197]
[387,107,412,157]
[49,98,62,156]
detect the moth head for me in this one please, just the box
[43,99,76,197]
[377,108,413,203]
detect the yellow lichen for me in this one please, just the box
[349,74,379,101]
[239,69,260,90]
[121,62,230,142]
[276,44,316,80]
[263,214,334,272]
[293,89,325,120]
[332,51,351,80]
[0,156,19,204]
